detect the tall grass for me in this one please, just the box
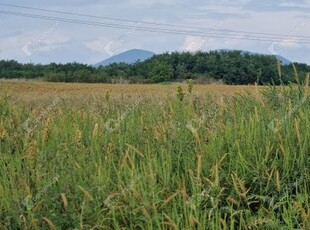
[0,82,309,229]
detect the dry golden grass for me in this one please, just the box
[0,80,264,104]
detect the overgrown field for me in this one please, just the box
[0,82,310,229]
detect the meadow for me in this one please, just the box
[0,81,310,229]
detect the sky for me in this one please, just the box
[0,0,309,65]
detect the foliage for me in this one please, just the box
[177,85,185,101]
[0,50,309,85]
[188,79,193,94]
[0,82,310,229]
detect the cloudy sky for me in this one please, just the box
[0,0,309,64]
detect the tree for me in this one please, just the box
[0,51,309,84]
[150,60,174,83]
[175,64,189,80]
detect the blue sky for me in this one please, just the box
[0,0,309,64]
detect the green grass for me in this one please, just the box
[0,84,310,229]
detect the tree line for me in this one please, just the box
[1,50,309,84]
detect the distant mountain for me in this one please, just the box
[95,49,155,67]
[243,51,292,65]
[276,56,292,65]
[220,49,292,65]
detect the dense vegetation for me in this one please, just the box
[1,50,309,84]
[0,82,310,229]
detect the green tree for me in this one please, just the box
[150,60,174,83]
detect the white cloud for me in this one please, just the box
[181,36,204,52]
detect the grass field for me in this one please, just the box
[0,81,310,229]
[0,81,263,102]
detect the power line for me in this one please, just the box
[1,10,310,44]
[1,2,310,40]
[1,10,309,43]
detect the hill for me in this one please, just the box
[222,49,292,65]
[95,49,155,67]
